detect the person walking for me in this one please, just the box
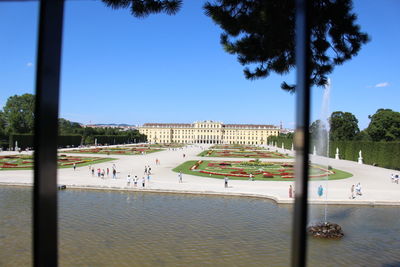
[147,174,151,183]
[317,185,323,197]
[249,173,254,181]
[107,168,109,177]
[97,168,101,178]
[113,168,117,179]
[91,167,94,177]
[126,175,131,186]
[355,183,362,196]
[224,176,228,188]
[73,163,76,171]
[148,166,152,175]
[142,177,145,188]
[144,166,147,175]
[350,184,355,199]
[134,176,138,187]
[179,171,183,183]
[289,185,293,198]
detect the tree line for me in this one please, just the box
[0,94,146,148]
[309,109,400,142]
[273,109,400,170]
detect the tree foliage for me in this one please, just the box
[0,111,6,142]
[329,111,359,141]
[204,0,369,91]
[365,109,400,142]
[310,119,328,140]
[102,0,182,17]
[3,93,35,134]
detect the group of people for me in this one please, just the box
[124,165,153,188]
[144,165,152,175]
[89,164,117,179]
[391,174,399,184]
[126,175,146,188]
[350,183,362,199]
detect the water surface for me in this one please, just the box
[1,187,399,266]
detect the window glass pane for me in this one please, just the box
[306,1,400,265]
[0,1,39,265]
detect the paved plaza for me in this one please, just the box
[0,144,399,205]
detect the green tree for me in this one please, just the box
[204,0,369,91]
[329,111,359,141]
[3,94,35,134]
[365,109,400,141]
[279,132,294,139]
[0,111,6,139]
[354,130,371,141]
[102,0,182,17]
[310,119,328,140]
[59,118,82,135]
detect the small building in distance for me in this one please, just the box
[138,120,280,144]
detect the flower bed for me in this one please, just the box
[200,149,290,159]
[180,160,340,180]
[0,155,113,170]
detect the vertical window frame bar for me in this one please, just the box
[33,0,64,266]
[291,0,311,266]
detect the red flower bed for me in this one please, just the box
[199,170,250,178]
[3,163,17,166]
[2,165,33,168]
[231,170,247,174]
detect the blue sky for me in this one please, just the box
[0,0,399,129]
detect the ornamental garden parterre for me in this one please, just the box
[198,149,291,158]
[174,160,352,181]
[0,155,114,170]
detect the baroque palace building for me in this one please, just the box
[138,120,280,145]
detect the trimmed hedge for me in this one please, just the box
[268,136,293,150]
[269,136,400,170]
[92,135,131,145]
[330,141,400,170]
[9,134,82,149]
[9,134,33,149]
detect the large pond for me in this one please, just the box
[1,186,400,266]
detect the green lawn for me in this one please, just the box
[173,160,352,181]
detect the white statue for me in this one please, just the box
[335,147,340,160]
[358,150,363,164]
